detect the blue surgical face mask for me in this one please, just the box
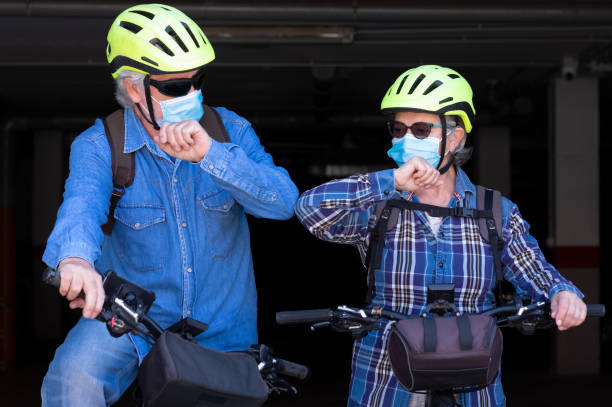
[387,133,441,168]
[153,90,204,125]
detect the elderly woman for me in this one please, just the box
[295,65,586,407]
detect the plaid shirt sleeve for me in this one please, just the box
[501,203,584,301]
[295,169,396,245]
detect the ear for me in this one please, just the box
[447,127,466,153]
[123,78,143,104]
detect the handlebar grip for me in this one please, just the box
[274,358,310,380]
[276,309,334,325]
[41,267,85,299]
[586,304,606,317]
[42,267,61,288]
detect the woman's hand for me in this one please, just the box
[551,290,587,331]
[393,156,442,192]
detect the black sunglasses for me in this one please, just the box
[148,69,206,97]
[386,120,442,139]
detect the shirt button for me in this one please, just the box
[208,164,214,170]
[439,232,445,237]
[173,178,178,183]
[223,204,228,210]
[182,222,187,228]
[384,190,390,195]
[186,310,191,315]
[134,223,140,229]
[187,267,192,273]
[438,262,444,268]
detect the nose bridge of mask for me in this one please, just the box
[393,132,441,147]
[155,90,204,124]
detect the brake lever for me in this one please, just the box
[265,375,297,396]
[310,321,331,331]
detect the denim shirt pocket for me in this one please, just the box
[197,189,239,258]
[198,189,236,213]
[111,205,168,272]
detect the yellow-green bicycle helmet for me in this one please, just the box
[380,65,475,133]
[107,3,215,78]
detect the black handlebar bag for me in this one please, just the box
[387,314,503,392]
[139,331,269,407]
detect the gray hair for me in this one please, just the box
[445,116,473,167]
[114,70,146,108]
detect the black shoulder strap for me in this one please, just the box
[374,203,400,232]
[476,185,502,243]
[364,190,505,305]
[200,104,231,143]
[101,109,134,235]
[476,186,505,304]
[364,202,394,304]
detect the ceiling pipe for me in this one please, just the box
[1,1,612,24]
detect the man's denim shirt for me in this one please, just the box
[43,107,299,358]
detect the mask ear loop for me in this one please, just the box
[135,75,161,131]
[437,115,455,175]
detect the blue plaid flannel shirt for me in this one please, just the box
[295,168,582,407]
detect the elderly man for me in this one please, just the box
[41,4,298,406]
[295,65,586,406]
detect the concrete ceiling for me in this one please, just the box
[1,1,611,151]
[2,1,612,68]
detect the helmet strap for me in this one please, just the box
[437,115,455,175]
[437,115,448,171]
[139,75,160,131]
[438,154,455,175]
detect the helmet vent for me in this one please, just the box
[199,32,208,45]
[181,22,200,48]
[119,21,142,34]
[166,26,188,52]
[141,56,159,66]
[447,73,460,79]
[408,74,426,95]
[130,10,154,20]
[423,80,443,95]
[439,97,453,104]
[106,43,111,56]
[150,38,174,56]
[395,75,409,95]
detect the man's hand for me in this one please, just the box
[153,120,212,162]
[550,290,587,331]
[394,156,442,192]
[58,257,104,319]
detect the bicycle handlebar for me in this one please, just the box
[586,304,606,317]
[273,357,310,380]
[42,267,62,288]
[276,301,606,331]
[43,266,309,386]
[276,309,335,325]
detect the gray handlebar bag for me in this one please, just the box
[387,314,503,392]
[139,331,269,407]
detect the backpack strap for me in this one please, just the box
[364,188,505,305]
[374,203,400,232]
[101,109,134,235]
[476,186,502,243]
[364,202,394,305]
[201,104,231,143]
[476,186,505,304]
[101,105,229,235]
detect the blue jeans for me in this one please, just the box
[41,318,142,406]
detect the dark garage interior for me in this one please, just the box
[1,1,612,405]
